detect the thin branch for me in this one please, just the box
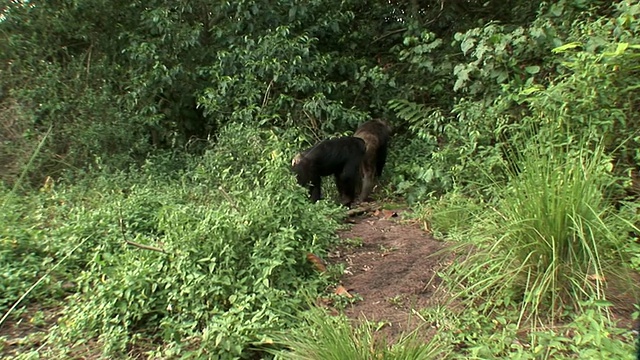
[85,45,92,84]
[372,28,406,44]
[262,79,274,108]
[125,239,167,254]
[119,211,168,254]
[218,186,240,212]
[10,125,52,196]
[302,109,322,141]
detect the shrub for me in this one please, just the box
[13,124,347,358]
[443,130,634,319]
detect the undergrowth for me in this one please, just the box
[272,308,448,360]
[434,130,637,321]
[2,124,348,359]
[420,301,635,359]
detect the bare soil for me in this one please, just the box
[330,206,451,341]
[332,205,639,343]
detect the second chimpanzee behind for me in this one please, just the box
[291,137,366,207]
[354,119,392,202]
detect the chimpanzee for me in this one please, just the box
[354,119,392,202]
[291,137,366,207]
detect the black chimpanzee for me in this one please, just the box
[291,137,366,207]
[354,119,392,202]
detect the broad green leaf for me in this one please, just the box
[604,42,629,56]
[524,65,540,74]
[552,42,582,53]
[519,85,543,95]
[461,37,476,55]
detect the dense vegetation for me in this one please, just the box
[1,0,639,358]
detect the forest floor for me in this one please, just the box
[0,204,452,358]
[2,204,637,358]
[0,205,445,358]
[331,204,638,344]
[330,205,452,342]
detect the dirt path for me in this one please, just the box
[331,207,449,340]
[331,207,639,345]
[6,206,635,357]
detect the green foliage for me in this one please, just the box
[3,0,640,357]
[388,1,640,202]
[417,3,640,320]
[442,131,634,318]
[452,23,545,96]
[0,0,403,184]
[0,100,39,185]
[198,25,368,132]
[514,41,640,168]
[420,2,640,318]
[0,1,153,181]
[422,191,487,240]
[3,125,348,358]
[421,301,635,359]
[385,103,453,200]
[385,137,441,202]
[0,191,73,312]
[272,309,448,360]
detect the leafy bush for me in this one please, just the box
[388,0,640,203]
[0,191,71,312]
[198,25,369,132]
[385,130,446,202]
[420,301,635,359]
[4,124,347,358]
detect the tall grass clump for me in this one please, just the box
[446,130,632,320]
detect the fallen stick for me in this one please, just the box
[347,204,379,217]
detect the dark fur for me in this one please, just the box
[292,137,366,207]
[354,119,392,202]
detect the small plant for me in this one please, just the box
[328,292,363,310]
[419,300,635,359]
[422,190,487,240]
[387,295,404,307]
[378,245,397,254]
[29,310,46,327]
[342,236,364,248]
[273,308,448,359]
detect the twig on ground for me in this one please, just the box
[347,204,379,217]
[125,239,167,254]
[119,212,167,254]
